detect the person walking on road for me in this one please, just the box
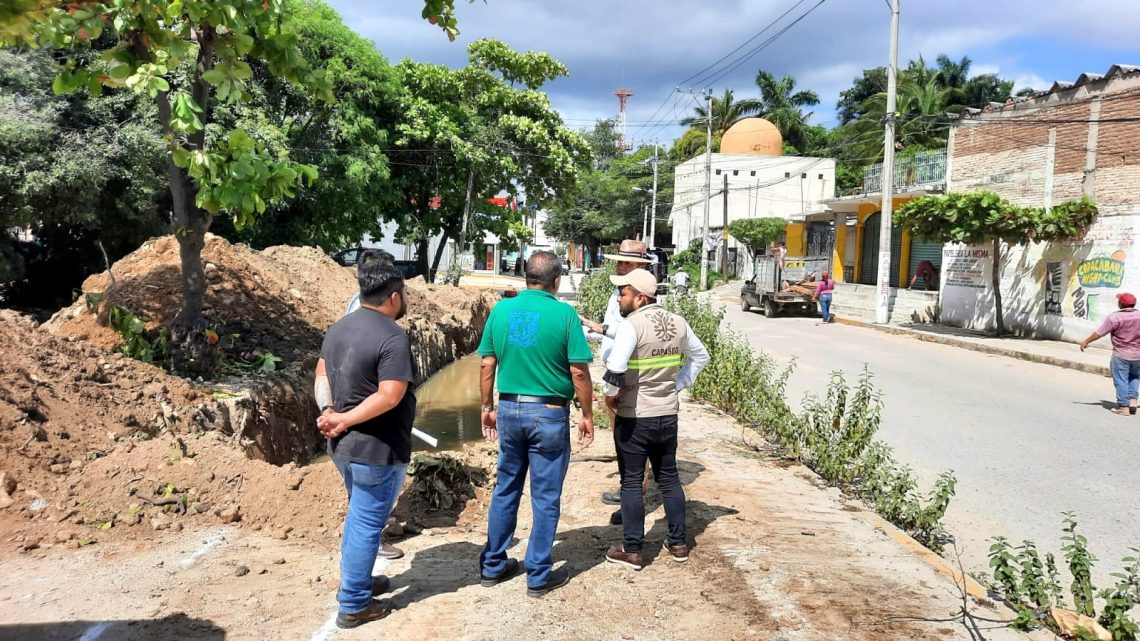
[672,268,690,296]
[478,251,596,597]
[315,257,415,628]
[578,239,653,510]
[813,271,836,323]
[1081,292,1140,416]
[602,269,709,570]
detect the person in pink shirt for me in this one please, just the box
[1080,292,1140,416]
[813,272,836,323]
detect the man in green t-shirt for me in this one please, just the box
[477,251,595,598]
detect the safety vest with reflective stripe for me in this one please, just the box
[616,304,687,419]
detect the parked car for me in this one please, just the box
[330,247,425,280]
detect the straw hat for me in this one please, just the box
[602,239,651,264]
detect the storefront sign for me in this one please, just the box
[1076,255,1125,288]
[943,247,988,289]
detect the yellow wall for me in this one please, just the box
[785,222,806,257]
[832,220,847,282]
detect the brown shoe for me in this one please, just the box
[1114,406,1131,416]
[605,546,644,570]
[663,541,690,563]
[377,543,404,560]
[336,600,393,629]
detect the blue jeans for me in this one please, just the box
[480,400,571,589]
[819,292,833,322]
[1110,356,1140,407]
[334,459,407,614]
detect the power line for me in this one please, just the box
[678,0,812,89]
[701,0,831,89]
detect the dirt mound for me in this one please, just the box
[3,234,497,552]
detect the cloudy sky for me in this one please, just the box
[327,0,1140,144]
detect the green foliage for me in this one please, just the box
[407,451,489,511]
[107,304,167,365]
[679,88,758,138]
[727,218,786,258]
[895,191,1098,246]
[574,261,616,322]
[987,516,1140,641]
[1063,513,1099,618]
[663,296,955,550]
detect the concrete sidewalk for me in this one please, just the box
[707,279,1112,378]
[834,317,1112,377]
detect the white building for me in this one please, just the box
[668,118,835,278]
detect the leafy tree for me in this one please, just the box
[727,218,786,259]
[961,74,1015,109]
[210,0,402,251]
[895,191,1097,334]
[0,46,168,307]
[680,88,758,138]
[581,117,622,170]
[1,0,464,340]
[669,127,721,163]
[836,66,886,125]
[386,39,591,279]
[747,70,820,153]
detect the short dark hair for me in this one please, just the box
[526,251,561,289]
[358,249,395,271]
[359,254,405,306]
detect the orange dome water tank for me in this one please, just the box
[720,118,783,156]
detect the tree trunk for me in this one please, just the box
[429,227,453,283]
[991,237,1006,335]
[415,237,430,280]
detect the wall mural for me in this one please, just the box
[1045,262,1064,316]
[1066,250,1126,321]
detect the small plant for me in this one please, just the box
[107,304,168,365]
[1063,512,1098,618]
[1098,549,1140,641]
[989,536,1022,603]
[1018,540,1051,608]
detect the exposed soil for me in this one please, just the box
[0,398,1023,641]
[1,234,495,552]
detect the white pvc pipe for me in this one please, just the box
[412,427,438,448]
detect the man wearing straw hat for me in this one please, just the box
[578,240,653,518]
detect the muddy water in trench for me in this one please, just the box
[413,354,484,451]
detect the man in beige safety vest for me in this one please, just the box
[601,269,709,571]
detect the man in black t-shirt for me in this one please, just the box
[315,258,415,629]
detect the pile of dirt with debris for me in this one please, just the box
[3,234,498,551]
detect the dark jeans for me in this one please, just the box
[480,399,571,589]
[615,414,685,553]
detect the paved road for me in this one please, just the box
[721,302,1140,585]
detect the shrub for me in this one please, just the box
[574,261,615,321]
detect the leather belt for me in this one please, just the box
[498,393,569,407]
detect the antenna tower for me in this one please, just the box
[614,87,634,150]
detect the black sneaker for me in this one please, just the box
[480,558,521,587]
[335,600,393,629]
[527,568,570,598]
[609,509,622,525]
[601,489,622,505]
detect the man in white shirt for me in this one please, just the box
[672,269,689,293]
[601,269,709,570]
[578,239,651,509]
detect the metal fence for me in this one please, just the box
[862,148,947,194]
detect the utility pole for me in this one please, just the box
[701,89,712,291]
[875,0,900,324]
[641,203,648,241]
[649,142,659,247]
[721,173,729,276]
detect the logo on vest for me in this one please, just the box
[650,311,677,342]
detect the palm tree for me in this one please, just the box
[679,88,758,138]
[839,76,952,164]
[747,70,820,152]
[935,54,972,90]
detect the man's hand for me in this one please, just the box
[604,394,618,412]
[317,411,351,439]
[579,314,603,334]
[577,416,594,449]
[481,410,498,443]
[1080,341,1089,352]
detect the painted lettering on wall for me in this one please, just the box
[1076,251,1126,288]
[943,247,989,289]
[1072,287,1087,320]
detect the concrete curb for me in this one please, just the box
[833,316,1111,378]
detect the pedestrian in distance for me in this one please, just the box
[578,239,654,516]
[672,268,690,297]
[315,255,415,628]
[478,251,596,598]
[1080,292,1140,416]
[602,268,709,571]
[813,271,836,324]
[340,249,406,561]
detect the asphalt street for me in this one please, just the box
[721,302,1140,585]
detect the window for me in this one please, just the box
[733,170,739,176]
[784,172,790,178]
[750,170,756,177]
[801,173,807,179]
[818,173,824,180]
[715,169,722,175]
